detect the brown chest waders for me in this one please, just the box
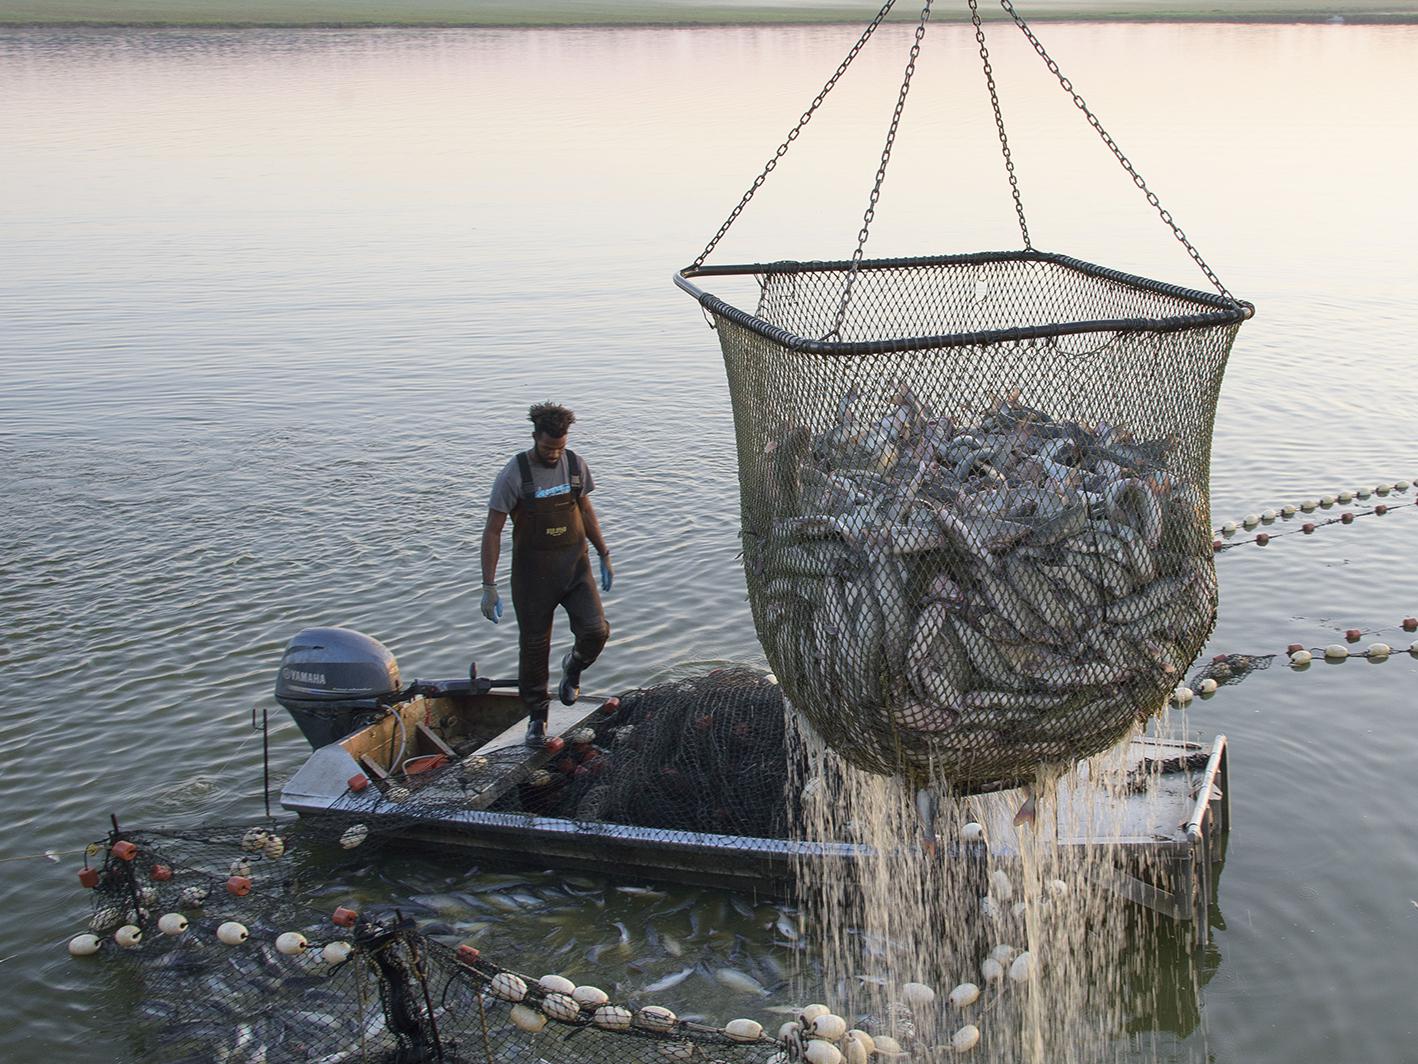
[509,450,610,720]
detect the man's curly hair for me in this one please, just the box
[528,401,576,439]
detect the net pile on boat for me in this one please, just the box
[317,667,802,844]
[705,259,1236,788]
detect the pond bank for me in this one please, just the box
[5,0,1418,26]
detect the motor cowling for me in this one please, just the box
[275,627,400,749]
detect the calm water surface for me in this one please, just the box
[2,21,1417,1062]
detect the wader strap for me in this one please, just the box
[516,451,535,501]
[565,451,583,499]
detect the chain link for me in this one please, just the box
[997,0,1236,302]
[969,0,1031,249]
[829,0,935,338]
[687,0,901,273]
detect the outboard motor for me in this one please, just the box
[275,627,401,749]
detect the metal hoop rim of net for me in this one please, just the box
[675,248,1253,358]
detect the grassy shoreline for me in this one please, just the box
[4,1,1418,26]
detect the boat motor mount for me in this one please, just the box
[274,627,404,749]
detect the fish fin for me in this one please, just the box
[1012,793,1037,829]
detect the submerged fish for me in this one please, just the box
[714,967,767,995]
[642,966,696,994]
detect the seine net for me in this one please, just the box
[71,822,793,1064]
[64,666,1225,1062]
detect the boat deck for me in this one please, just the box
[280,689,1228,945]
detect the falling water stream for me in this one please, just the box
[788,713,1177,1061]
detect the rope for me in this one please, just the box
[1211,481,1414,552]
[997,0,1240,305]
[687,0,901,273]
[828,0,935,339]
[0,846,89,865]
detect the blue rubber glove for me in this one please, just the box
[598,553,614,593]
[480,584,503,624]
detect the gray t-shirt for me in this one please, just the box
[488,451,595,515]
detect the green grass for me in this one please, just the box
[3,0,1418,24]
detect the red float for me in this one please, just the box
[333,906,359,928]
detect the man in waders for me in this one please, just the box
[480,402,613,746]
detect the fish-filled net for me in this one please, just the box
[698,252,1245,787]
[70,823,796,1064]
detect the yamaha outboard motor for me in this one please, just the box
[275,627,401,749]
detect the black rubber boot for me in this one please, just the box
[524,715,548,747]
[557,651,585,707]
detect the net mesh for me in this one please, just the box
[74,823,792,1064]
[699,252,1243,787]
[1189,652,1274,689]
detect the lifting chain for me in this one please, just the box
[687,0,901,273]
[969,0,1031,249]
[689,0,1242,312]
[997,0,1238,303]
[828,0,935,339]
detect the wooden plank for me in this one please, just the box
[415,721,457,758]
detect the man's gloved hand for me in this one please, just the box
[599,553,614,593]
[480,584,503,624]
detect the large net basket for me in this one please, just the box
[679,250,1248,787]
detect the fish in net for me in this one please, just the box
[68,823,798,1064]
[70,816,1112,1063]
[721,348,1226,790]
